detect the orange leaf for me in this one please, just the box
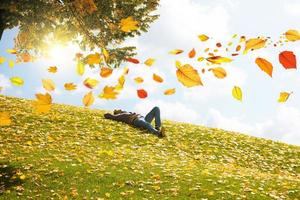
[255,57,273,77]
[126,58,139,64]
[83,91,94,107]
[32,93,52,113]
[279,51,297,69]
[153,73,163,83]
[86,53,101,65]
[208,67,227,79]
[83,78,99,89]
[243,38,266,54]
[188,48,196,58]
[99,86,119,99]
[64,83,77,91]
[137,89,147,99]
[100,67,113,78]
[48,66,57,73]
[164,88,175,95]
[176,64,203,87]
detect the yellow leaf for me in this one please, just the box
[8,60,14,68]
[123,67,129,75]
[100,67,113,78]
[134,77,144,84]
[26,141,32,146]
[278,92,292,103]
[42,79,56,91]
[153,73,163,83]
[0,56,6,64]
[48,66,57,73]
[197,57,205,62]
[10,77,24,86]
[0,112,12,126]
[116,75,125,90]
[6,49,17,54]
[99,86,119,100]
[83,78,99,89]
[32,93,52,113]
[285,29,300,42]
[175,60,181,68]
[77,60,85,76]
[206,56,232,64]
[232,86,242,101]
[243,38,266,54]
[169,49,184,55]
[208,67,227,79]
[83,91,94,107]
[176,64,203,87]
[198,34,209,41]
[144,58,155,67]
[102,48,109,61]
[120,16,139,32]
[164,88,175,95]
[255,57,273,77]
[86,53,101,65]
[19,175,26,180]
[64,83,77,91]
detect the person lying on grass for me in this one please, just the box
[104,106,166,138]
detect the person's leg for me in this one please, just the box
[144,106,161,129]
[133,118,160,136]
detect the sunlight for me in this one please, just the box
[47,43,80,64]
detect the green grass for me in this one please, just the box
[0,95,299,199]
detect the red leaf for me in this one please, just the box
[126,58,140,64]
[279,51,297,69]
[137,89,147,98]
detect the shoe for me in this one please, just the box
[158,127,166,138]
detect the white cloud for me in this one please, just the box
[0,74,11,92]
[284,0,300,16]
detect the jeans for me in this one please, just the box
[133,106,161,135]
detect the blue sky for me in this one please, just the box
[1,0,300,146]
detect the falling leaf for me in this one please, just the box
[126,58,139,64]
[83,78,99,89]
[206,56,232,64]
[197,57,205,62]
[32,93,52,113]
[175,60,182,68]
[169,49,184,55]
[255,57,273,77]
[10,77,24,86]
[20,52,31,62]
[134,77,144,84]
[144,58,155,66]
[6,49,17,54]
[77,60,85,76]
[116,75,125,90]
[64,83,77,91]
[8,60,14,68]
[198,34,209,41]
[120,16,139,32]
[102,48,109,61]
[99,86,119,99]
[232,86,242,101]
[176,64,203,87]
[279,51,297,69]
[75,53,83,59]
[208,67,227,79]
[0,56,5,64]
[236,45,241,52]
[216,42,222,47]
[86,53,101,65]
[0,112,12,126]
[278,92,292,103]
[188,48,196,58]
[164,88,175,95]
[123,67,129,75]
[100,67,113,78]
[42,79,56,91]
[153,73,164,83]
[83,91,94,107]
[137,89,148,98]
[285,29,300,42]
[48,66,57,73]
[243,38,266,54]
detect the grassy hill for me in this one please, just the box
[0,95,299,199]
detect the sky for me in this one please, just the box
[1,0,300,146]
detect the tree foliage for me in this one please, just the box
[0,0,160,67]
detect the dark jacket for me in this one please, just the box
[104,112,142,125]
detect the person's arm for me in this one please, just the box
[104,113,131,123]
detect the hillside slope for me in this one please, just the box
[0,95,299,199]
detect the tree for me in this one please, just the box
[0,0,160,67]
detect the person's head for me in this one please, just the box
[113,109,126,115]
